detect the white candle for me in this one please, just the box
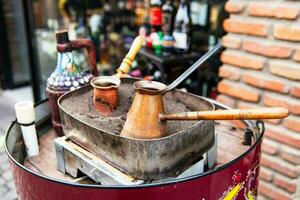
[15,101,39,157]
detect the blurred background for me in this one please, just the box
[0,0,226,102]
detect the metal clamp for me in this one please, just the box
[243,127,253,146]
[256,120,265,135]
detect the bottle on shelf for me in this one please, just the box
[162,34,175,56]
[152,31,163,55]
[173,0,192,53]
[149,0,162,32]
[190,0,209,30]
[162,0,175,35]
[146,34,153,49]
[162,0,175,56]
[139,4,151,46]
[135,0,148,27]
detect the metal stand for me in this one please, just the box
[55,136,144,185]
[55,134,217,185]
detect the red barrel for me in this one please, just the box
[5,100,263,200]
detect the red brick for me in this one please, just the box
[283,116,300,133]
[265,125,300,149]
[242,72,289,94]
[261,156,299,178]
[242,40,291,58]
[230,120,246,130]
[269,60,300,81]
[223,19,268,37]
[262,140,278,155]
[222,35,241,49]
[221,51,265,70]
[264,93,300,115]
[218,65,240,81]
[274,24,300,42]
[280,148,300,165]
[225,1,245,14]
[273,175,297,193]
[290,83,300,99]
[258,181,292,200]
[275,6,299,20]
[248,3,299,20]
[264,118,282,125]
[259,167,273,182]
[293,49,300,62]
[217,80,260,102]
[216,94,236,108]
[237,102,259,109]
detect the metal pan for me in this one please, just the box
[58,78,215,179]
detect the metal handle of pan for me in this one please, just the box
[162,42,223,94]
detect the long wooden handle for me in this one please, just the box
[159,107,289,121]
[115,36,145,78]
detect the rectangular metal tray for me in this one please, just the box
[58,78,215,180]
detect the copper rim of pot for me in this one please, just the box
[91,76,121,89]
[134,80,167,95]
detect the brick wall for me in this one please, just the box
[218,1,300,199]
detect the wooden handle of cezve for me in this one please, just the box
[159,107,290,121]
[115,36,145,78]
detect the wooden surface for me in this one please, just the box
[215,122,249,167]
[24,121,250,183]
[24,130,74,181]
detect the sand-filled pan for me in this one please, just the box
[58,78,215,180]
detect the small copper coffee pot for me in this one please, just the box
[91,76,121,116]
[121,80,289,139]
[121,81,168,139]
[91,36,144,116]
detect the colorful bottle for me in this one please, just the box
[173,0,192,53]
[162,34,175,56]
[149,0,162,32]
[152,31,163,55]
[46,30,98,135]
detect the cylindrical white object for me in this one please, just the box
[15,101,39,157]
